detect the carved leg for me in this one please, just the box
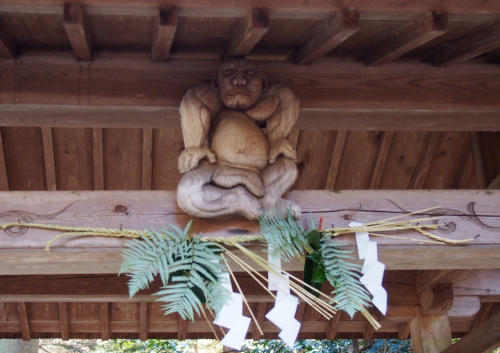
[260,156,301,219]
[177,160,263,220]
[212,164,265,198]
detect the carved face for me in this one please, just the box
[214,59,266,110]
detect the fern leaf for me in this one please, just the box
[322,241,372,318]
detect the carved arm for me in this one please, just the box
[178,84,223,173]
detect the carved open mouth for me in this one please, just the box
[226,89,251,96]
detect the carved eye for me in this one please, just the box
[222,69,234,76]
[246,70,257,76]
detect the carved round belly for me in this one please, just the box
[211,116,269,173]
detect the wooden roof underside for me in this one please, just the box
[0,0,500,342]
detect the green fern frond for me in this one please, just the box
[322,241,372,318]
[120,220,231,321]
[259,209,309,261]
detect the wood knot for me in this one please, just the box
[343,214,352,220]
[114,205,127,213]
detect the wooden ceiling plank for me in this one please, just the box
[458,154,474,189]
[442,311,500,353]
[224,8,269,60]
[58,302,69,340]
[139,302,148,340]
[252,302,267,340]
[151,6,177,63]
[0,27,17,60]
[325,130,347,190]
[294,8,359,65]
[368,130,394,189]
[100,302,110,340]
[435,22,500,68]
[42,127,57,191]
[410,132,440,189]
[17,302,30,341]
[92,128,104,190]
[470,131,487,189]
[178,316,187,340]
[142,128,153,190]
[0,130,9,191]
[366,12,448,67]
[63,3,93,61]
[326,310,342,340]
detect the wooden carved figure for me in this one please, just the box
[177,58,301,220]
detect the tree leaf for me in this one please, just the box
[312,264,327,283]
[306,230,321,248]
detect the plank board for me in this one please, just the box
[0,190,497,275]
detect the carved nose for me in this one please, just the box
[232,74,248,86]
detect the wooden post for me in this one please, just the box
[409,306,452,353]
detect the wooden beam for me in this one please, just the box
[326,311,342,340]
[100,302,109,340]
[325,130,347,190]
[151,6,177,63]
[0,27,16,59]
[17,302,30,341]
[409,132,440,189]
[178,317,187,340]
[470,132,487,189]
[1,58,500,130]
[472,303,495,329]
[365,12,448,67]
[142,128,153,190]
[224,8,269,59]
[58,302,69,340]
[42,127,57,191]
[435,22,500,68]
[294,8,359,65]
[398,322,410,340]
[252,302,267,340]
[410,306,452,353]
[295,302,306,322]
[0,190,497,275]
[368,131,394,189]
[139,302,148,340]
[63,3,92,61]
[0,130,9,191]
[442,311,500,353]
[92,128,104,190]
[363,309,379,340]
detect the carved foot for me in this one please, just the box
[261,197,301,220]
[212,164,265,198]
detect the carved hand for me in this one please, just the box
[269,138,296,164]
[178,147,217,173]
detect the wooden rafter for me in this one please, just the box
[17,302,30,341]
[409,132,440,189]
[92,128,104,190]
[365,12,448,67]
[294,8,359,65]
[369,131,394,189]
[252,302,267,340]
[435,22,500,67]
[224,8,269,60]
[488,173,500,189]
[151,6,177,63]
[58,302,70,340]
[142,128,153,190]
[326,311,342,340]
[470,131,487,189]
[42,127,57,191]
[325,130,347,190]
[0,130,9,191]
[100,302,110,340]
[178,317,187,340]
[398,322,410,340]
[63,3,93,61]
[140,302,149,340]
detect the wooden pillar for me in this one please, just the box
[409,306,452,353]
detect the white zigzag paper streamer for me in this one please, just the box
[349,221,388,315]
[214,273,251,350]
[266,250,301,349]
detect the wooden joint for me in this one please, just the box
[63,2,93,61]
[419,283,454,316]
[152,5,178,62]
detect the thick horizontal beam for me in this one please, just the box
[2,105,500,131]
[0,190,497,275]
[1,57,500,130]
